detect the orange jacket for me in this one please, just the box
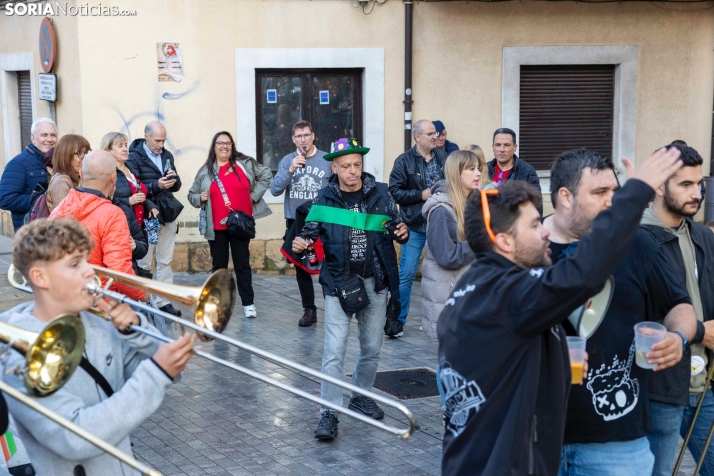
[49,188,146,301]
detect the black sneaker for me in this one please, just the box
[159,304,182,317]
[314,411,339,440]
[348,396,384,420]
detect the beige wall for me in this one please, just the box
[0,1,82,159]
[0,0,711,241]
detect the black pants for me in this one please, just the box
[286,220,316,311]
[208,229,253,306]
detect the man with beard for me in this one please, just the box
[640,143,714,476]
[438,147,686,476]
[542,149,696,476]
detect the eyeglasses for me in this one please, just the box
[215,141,233,147]
[481,189,500,243]
[75,149,91,158]
[293,133,313,140]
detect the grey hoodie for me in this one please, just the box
[420,180,475,338]
[0,302,172,476]
[641,207,708,393]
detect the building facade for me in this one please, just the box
[1,0,712,272]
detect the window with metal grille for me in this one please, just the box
[256,69,363,172]
[17,71,32,147]
[519,65,615,170]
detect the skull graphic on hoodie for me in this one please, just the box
[586,343,639,421]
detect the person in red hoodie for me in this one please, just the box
[50,150,147,302]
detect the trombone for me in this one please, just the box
[9,265,419,439]
[673,362,714,476]
[0,319,162,475]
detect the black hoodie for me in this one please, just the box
[438,179,654,476]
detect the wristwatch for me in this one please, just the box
[671,330,690,355]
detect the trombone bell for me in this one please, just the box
[91,266,235,342]
[0,315,85,397]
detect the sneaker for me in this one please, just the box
[314,411,339,440]
[159,304,182,317]
[243,305,257,318]
[348,396,384,420]
[298,308,317,327]
[395,331,404,337]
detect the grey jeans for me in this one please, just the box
[320,278,387,414]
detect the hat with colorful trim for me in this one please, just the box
[323,138,370,161]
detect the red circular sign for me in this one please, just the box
[39,18,57,73]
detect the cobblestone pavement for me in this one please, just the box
[0,235,700,475]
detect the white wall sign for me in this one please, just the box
[38,73,56,102]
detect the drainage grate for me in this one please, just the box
[372,367,439,400]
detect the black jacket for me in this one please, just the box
[487,155,543,215]
[113,199,148,265]
[113,169,157,215]
[0,144,49,230]
[642,218,714,406]
[126,139,181,222]
[388,146,447,233]
[438,179,654,476]
[301,173,407,298]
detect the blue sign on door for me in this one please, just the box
[267,89,277,104]
[319,90,329,105]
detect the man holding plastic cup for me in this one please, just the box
[543,149,697,476]
[438,147,687,476]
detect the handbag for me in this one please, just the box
[156,190,184,223]
[213,170,256,240]
[322,232,373,315]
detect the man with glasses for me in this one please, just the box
[388,119,447,337]
[439,148,684,476]
[0,117,57,231]
[271,120,332,327]
[127,121,183,317]
[488,127,542,214]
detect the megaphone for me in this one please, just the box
[568,276,615,339]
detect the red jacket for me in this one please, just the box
[49,188,146,301]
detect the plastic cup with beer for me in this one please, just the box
[566,336,587,385]
[634,322,667,369]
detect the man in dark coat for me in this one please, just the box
[293,138,409,440]
[487,127,542,215]
[0,118,56,231]
[126,121,182,317]
[438,147,684,476]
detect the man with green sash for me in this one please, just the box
[292,138,409,440]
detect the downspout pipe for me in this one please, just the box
[404,0,414,152]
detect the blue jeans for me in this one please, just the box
[436,364,446,408]
[320,278,387,414]
[683,391,714,476]
[648,400,685,476]
[397,231,426,324]
[559,437,654,476]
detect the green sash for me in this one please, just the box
[306,204,390,232]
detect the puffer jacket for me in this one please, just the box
[300,173,407,297]
[126,139,181,224]
[388,146,447,233]
[49,188,146,301]
[187,158,273,241]
[114,199,149,265]
[114,169,157,217]
[421,181,475,338]
[0,144,49,230]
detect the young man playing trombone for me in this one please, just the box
[0,217,195,476]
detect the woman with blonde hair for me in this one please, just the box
[46,134,90,212]
[421,147,485,338]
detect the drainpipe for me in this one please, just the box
[403,0,414,152]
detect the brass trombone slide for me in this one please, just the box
[0,380,162,476]
[8,265,418,439]
[672,363,714,476]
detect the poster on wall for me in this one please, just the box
[157,42,183,82]
[319,91,329,105]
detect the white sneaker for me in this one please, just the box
[243,305,257,318]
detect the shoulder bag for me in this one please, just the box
[213,170,255,240]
